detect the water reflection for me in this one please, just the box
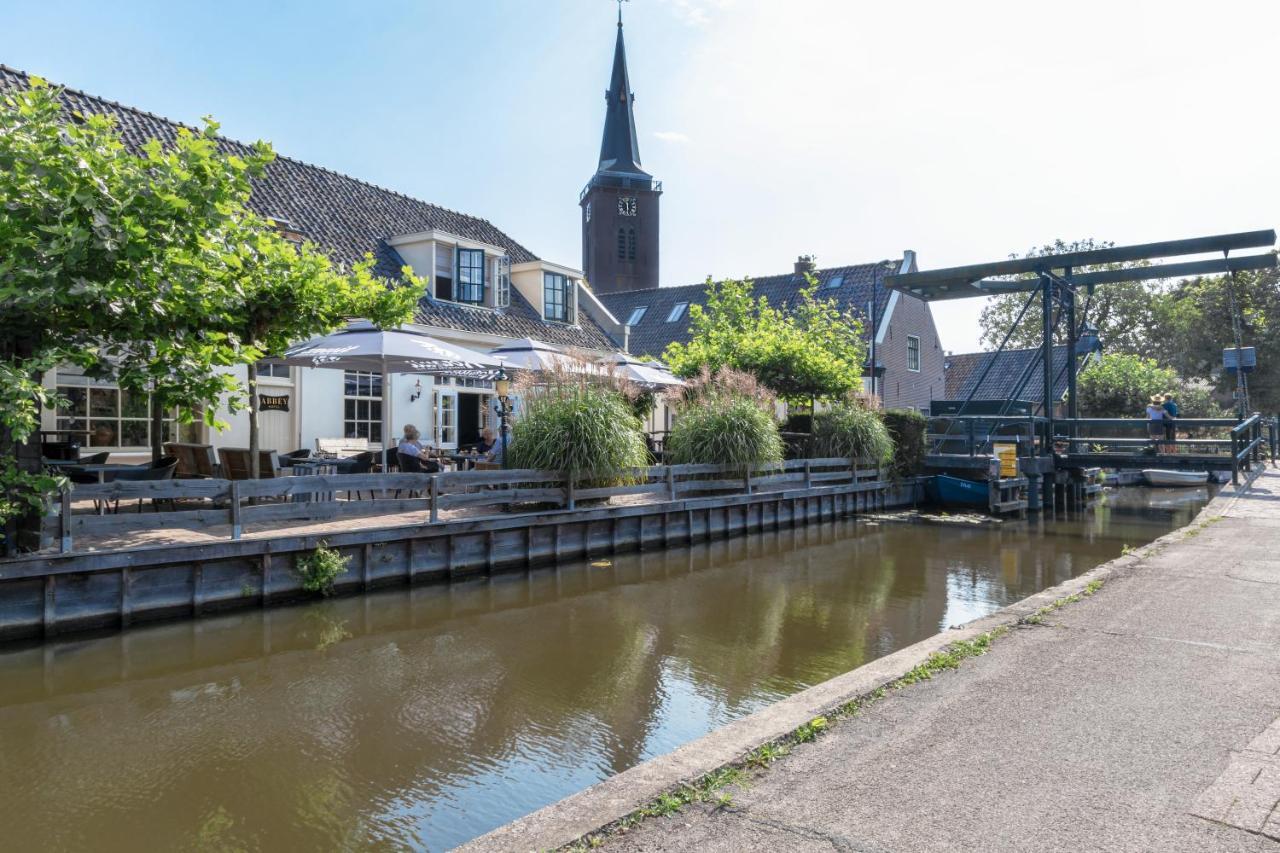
[0,488,1208,851]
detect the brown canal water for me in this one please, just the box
[0,487,1210,851]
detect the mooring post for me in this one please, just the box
[229,481,242,540]
[804,460,813,489]
[666,465,676,501]
[429,474,439,523]
[566,472,576,511]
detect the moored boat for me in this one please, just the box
[929,474,990,507]
[1142,469,1209,487]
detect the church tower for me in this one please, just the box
[580,10,661,295]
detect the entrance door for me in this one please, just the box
[256,364,297,453]
[458,393,481,448]
[433,389,458,450]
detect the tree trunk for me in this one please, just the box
[248,362,261,479]
[150,393,164,463]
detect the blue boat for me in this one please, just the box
[929,474,990,507]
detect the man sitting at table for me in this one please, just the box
[397,425,440,473]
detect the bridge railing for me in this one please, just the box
[1230,414,1268,484]
[926,415,1049,458]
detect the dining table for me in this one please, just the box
[44,461,141,484]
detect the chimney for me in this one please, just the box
[794,255,817,274]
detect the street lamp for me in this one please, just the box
[494,368,512,469]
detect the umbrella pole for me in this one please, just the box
[382,359,392,471]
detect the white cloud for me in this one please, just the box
[653,130,690,143]
[656,0,735,27]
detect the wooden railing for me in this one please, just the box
[44,458,884,554]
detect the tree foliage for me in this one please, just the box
[662,276,866,403]
[1076,353,1178,418]
[0,79,418,542]
[978,239,1158,353]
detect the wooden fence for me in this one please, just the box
[45,459,882,554]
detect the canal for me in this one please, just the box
[0,487,1210,850]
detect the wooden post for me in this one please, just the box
[429,475,439,523]
[666,466,677,501]
[804,460,813,490]
[261,553,271,606]
[230,481,242,540]
[744,466,753,495]
[59,488,72,554]
[192,563,204,616]
[43,575,55,636]
[566,473,576,511]
[120,568,132,627]
[362,543,372,589]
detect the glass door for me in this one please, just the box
[433,389,458,449]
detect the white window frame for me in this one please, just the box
[51,369,181,451]
[343,370,384,443]
[906,335,921,372]
[494,256,511,308]
[433,388,458,449]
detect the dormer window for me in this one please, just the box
[457,248,485,304]
[544,272,571,323]
[495,256,511,308]
[626,306,648,326]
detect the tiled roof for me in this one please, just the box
[0,65,618,351]
[944,345,1076,404]
[598,264,894,358]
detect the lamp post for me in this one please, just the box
[494,368,512,469]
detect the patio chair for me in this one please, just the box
[164,442,220,478]
[218,448,284,481]
[344,450,376,500]
[108,457,178,513]
[278,448,311,468]
[79,451,111,465]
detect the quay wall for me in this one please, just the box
[0,479,920,643]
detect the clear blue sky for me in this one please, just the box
[4,0,1278,353]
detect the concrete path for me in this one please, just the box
[605,471,1280,852]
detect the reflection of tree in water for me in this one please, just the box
[0,491,1206,850]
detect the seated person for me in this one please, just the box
[397,424,441,473]
[476,428,497,456]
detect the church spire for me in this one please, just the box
[597,11,649,178]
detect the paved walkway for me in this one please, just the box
[607,470,1280,852]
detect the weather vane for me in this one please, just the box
[617,0,629,25]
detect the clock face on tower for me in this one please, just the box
[617,196,637,217]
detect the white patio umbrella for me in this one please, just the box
[487,338,590,373]
[596,353,685,389]
[271,320,504,454]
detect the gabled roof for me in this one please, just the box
[944,344,1079,405]
[0,65,619,351]
[597,263,895,358]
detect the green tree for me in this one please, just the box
[1150,265,1280,414]
[0,79,418,545]
[978,239,1158,353]
[662,276,865,403]
[1076,353,1178,417]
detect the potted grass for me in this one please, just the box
[665,368,784,491]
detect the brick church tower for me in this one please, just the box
[580,10,661,295]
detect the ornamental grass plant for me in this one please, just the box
[812,399,894,465]
[507,366,649,484]
[665,367,784,473]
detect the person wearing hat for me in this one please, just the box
[1161,391,1180,444]
[1146,394,1170,451]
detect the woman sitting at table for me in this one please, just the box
[397,425,440,473]
[476,428,497,456]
